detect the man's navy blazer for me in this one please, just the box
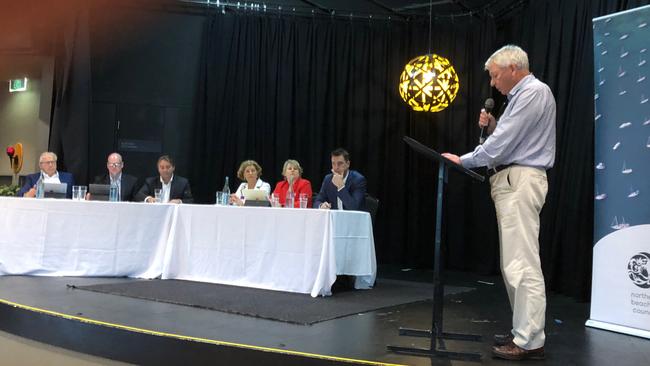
[313,169,366,210]
[18,172,75,199]
[135,175,193,203]
[93,173,140,202]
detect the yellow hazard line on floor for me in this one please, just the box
[0,297,406,366]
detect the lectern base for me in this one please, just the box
[390,137,487,363]
[387,344,482,362]
[387,326,482,361]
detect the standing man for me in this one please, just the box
[314,148,366,211]
[135,155,193,204]
[91,152,139,201]
[19,152,75,198]
[442,45,555,361]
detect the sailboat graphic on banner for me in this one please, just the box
[621,161,633,174]
[610,216,630,230]
[628,187,640,198]
[595,185,607,200]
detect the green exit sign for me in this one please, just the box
[9,78,28,92]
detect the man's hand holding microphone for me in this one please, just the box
[479,98,496,144]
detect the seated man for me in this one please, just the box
[19,151,74,198]
[314,148,366,211]
[90,152,139,201]
[135,155,193,204]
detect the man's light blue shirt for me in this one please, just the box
[460,74,556,170]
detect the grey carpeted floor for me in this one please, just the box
[72,278,474,325]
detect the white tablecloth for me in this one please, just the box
[0,197,174,278]
[0,197,376,297]
[163,205,376,297]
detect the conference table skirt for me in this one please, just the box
[0,197,173,278]
[0,197,376,297]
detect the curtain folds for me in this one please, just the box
[49,0,649,300]
[50,5,91,184]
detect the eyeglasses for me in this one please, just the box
[39,160,56,165]
[107,163,123,168]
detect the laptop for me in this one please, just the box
[89,184,111,201]
[242,189,271,207]
[43,182,68,199]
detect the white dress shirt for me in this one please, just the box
[160,175,173,203]
[337,171,349,210]
[41,171,61,184]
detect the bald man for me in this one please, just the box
[90,152,139,202]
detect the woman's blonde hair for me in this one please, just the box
[282,159,303,177]
[237,160,262,181]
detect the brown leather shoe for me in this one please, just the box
[492,341,545,360]
[494,333,513,346]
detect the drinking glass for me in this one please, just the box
[299,193,308,209]
[72,186,81,200]
[271,193,280,208]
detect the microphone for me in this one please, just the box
[479,98,495,144]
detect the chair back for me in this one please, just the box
[364,194,379,226]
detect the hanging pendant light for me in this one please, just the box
[399,1,460,112]
[399,54,459,112]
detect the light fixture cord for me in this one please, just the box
[427,0,432,54]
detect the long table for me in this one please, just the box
[0,197,376,297]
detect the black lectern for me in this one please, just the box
[387,136,485,361]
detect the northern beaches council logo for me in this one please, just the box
[628,252,650,289]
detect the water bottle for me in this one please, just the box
[285,177,294,208]
[109,181,119,202]
[35,176,45,199]
[285,190,295,208]
[222,176,230,205]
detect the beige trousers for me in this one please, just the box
[490,166,548,350]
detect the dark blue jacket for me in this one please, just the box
[19,172,75,198]
[313,170,366,210]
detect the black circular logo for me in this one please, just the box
[628,252,650,289]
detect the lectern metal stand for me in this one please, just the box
[387,136,485,362]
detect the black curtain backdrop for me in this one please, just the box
[50,4,91,184]
[47,0,649,300]
[190,11,501,279]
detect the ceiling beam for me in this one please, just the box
[394,0,452,12]
[363,0,408,20]
[450,0,484,20]
[297,0,332,15]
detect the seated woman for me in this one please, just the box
[230,160,271,206]
[272,159,312,208]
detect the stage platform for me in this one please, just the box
[0,269,648,365]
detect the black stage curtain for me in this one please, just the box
[190,1,647,300]
[49,4,92,184]
[48,0,648,300]
[189,11,501,280]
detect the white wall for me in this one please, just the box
[0,56,52,178]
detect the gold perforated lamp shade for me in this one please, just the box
[399,54,460,112]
